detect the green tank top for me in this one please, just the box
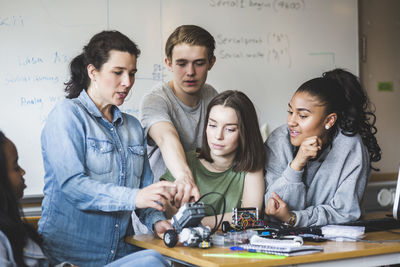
[160,150,246,216]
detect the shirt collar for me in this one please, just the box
[77,90,123,125]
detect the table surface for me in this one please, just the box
[126,229,400,267]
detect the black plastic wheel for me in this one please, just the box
[163,229,178,247]
[221,221,231,233]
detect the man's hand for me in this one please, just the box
[148,122,200,207]
[136,181,177,211]
[173,172,200,208]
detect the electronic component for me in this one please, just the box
[179,226,211,247]
[222,207,265,232]
[212,230,258,247]
[171,202,206,232]
[163,192,227,248]
[164,202,212,248]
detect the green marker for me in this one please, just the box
[203,252,286,259]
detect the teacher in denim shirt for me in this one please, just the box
[39,31,176,267]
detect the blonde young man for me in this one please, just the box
[140,25,217,207]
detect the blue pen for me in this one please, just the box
[230,246,244,251]
[260,231,271,236]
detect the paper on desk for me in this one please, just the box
[250,235,303,247]
[321,225,365,241]
[240,244,323,256]
[242,236,322,257]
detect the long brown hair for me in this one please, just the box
[198,90,265,172]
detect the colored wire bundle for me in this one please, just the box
[236,211,264,230]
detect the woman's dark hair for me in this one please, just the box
[198,90,266,172]
[0,131,42,267]
[65,30,141,98]
[296,68,381,166]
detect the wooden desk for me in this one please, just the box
[126,230,400,266]
[23,216,41,229]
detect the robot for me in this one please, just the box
[222,207,264,232]
[163,202,212,248]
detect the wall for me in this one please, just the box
[359,0,400,173]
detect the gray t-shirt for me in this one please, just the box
[140,82,218,180]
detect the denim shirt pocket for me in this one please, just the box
[86,138,114,175]
[127,145,145,187]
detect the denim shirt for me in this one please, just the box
[38,90,165,267]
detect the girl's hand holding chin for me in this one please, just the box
[291,136,322,171]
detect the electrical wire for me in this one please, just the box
[196,191,226,235]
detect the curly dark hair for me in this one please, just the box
[296,68,381,168]
[65,30,140,99]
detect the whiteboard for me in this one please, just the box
[0,0,358,196]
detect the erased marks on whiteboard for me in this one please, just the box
[19,95,64,124]
[150,64,167,82]
[5,75,60,85]
[209,0,272,10]
[274,0,305,12]
[2,51,71,85]
[48,95,64,103]
[267,32,291,68]
[216,35,265,60]
[20,97,44,108]
[209,0,305,12]
[2,49,67,125]
[53,51,70,64]
[18,56,44,66]
[216,32,292,68]
[0,15,24,27]
[17,51,69,67]
[129,64,167,82]
[20,95,63,108]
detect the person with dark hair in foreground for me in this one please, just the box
[0,131,168,267]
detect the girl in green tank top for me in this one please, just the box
[161,90,266,229]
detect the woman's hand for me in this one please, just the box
[153,220,173,239]
[135,181,177,211]
[290,136,322,171]
[265,192,290,223]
